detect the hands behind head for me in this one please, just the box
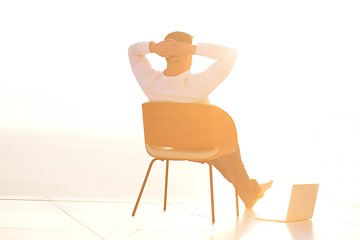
[151,39,195,58]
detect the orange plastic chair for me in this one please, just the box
[132,102,240,224]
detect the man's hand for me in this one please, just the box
[150,39,176,57]
[150,39,196,58]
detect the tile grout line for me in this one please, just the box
[338,220,360,227]
[46,196,105,240]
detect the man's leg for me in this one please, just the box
[210,148,261,209]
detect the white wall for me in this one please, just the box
[1,0,359,205]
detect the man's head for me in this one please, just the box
[164,31,193,67]
[165,31,193,44]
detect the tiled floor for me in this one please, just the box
[0,196,359,240]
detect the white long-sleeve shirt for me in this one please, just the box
[128,41,237,104]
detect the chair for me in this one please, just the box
[132,102,240,224]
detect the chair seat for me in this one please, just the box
[146,145,220,161]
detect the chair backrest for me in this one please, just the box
[142,102,238,158]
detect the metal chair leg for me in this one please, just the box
[233,157,239,216]
[132,158,158,217]
[208,163,215,224]
[235,189,239,216]
[164,160,169,211]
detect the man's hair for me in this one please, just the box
[165,31,193,44]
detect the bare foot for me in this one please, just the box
[257,180,273,199]
[245,180,273,209]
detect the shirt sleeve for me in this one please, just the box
[190,43,238,97]
[128,42,162,89]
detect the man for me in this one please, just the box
[128,31,272,208]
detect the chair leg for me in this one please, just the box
[208,163,215,224]
[163,160,169,211]
[235,189,239,216]
[233,157,239,216]
[132,158,158,217]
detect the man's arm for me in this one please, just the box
[189,43,238,96]
[149,39,197,58]
[128,42,162,89]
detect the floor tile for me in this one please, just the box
[0,199,101,240]
[0,197,359,240]
[0,200,80,229]
[123,230,206,240]
[0,228,101,240]
[50,200,135,238]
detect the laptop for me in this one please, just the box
[255,183,319,222]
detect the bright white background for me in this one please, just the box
[0,0,359,205]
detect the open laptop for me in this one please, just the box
[255,183,319,222]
